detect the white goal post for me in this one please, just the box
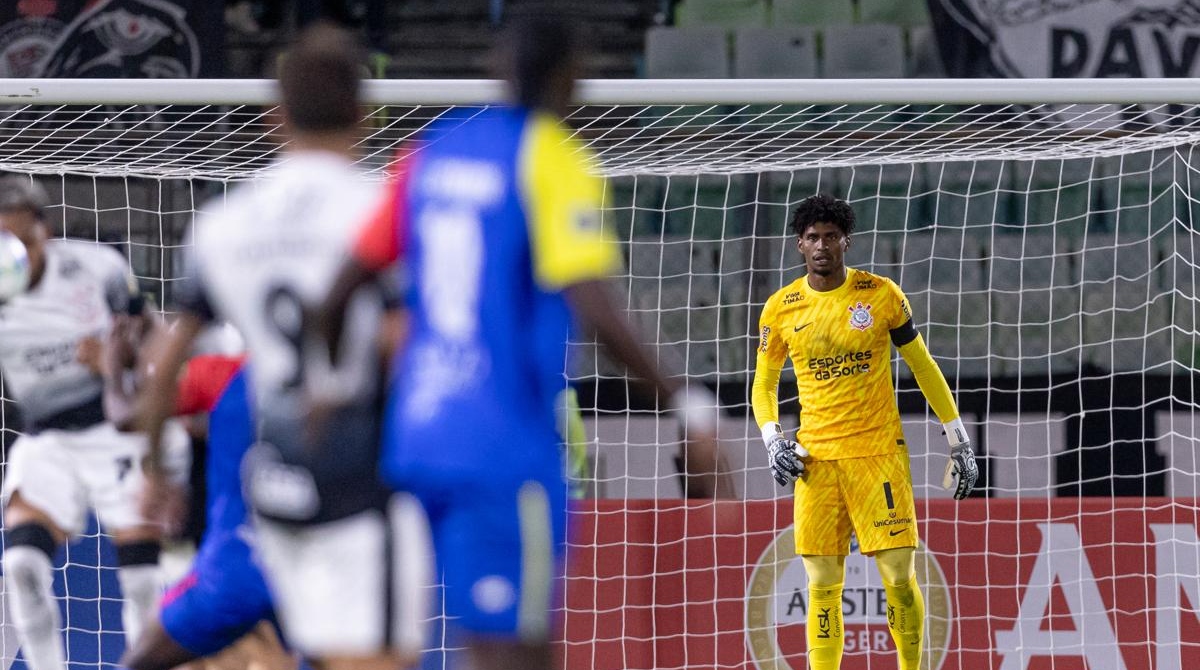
[0,77,1197,670]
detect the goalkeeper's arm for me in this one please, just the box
[893,321,978,499]
[751,360,806,487]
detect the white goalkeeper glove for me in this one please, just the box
[940,418,979,500]
[761,422,807,487]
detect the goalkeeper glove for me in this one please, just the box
[762,423,807,487]
[942,441,979,500]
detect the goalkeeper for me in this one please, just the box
[750,194,978,670]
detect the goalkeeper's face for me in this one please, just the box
[797,221,849,277]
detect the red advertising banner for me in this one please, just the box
[563,498,1200,670]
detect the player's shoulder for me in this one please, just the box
[423,105,522,150]
[526,111,575,143]
[177,354,247,416]
[193,187,251,236]
[764,276,808,313]
[847,268,909,318]
[47,238,126,275]
[526,111,594,164]
[846,267,887,288]
[431,104,492,129]
[847,267,904,294]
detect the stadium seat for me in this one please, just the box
[889,229,987,295]
[644,26,730,78]
[934,229,985,292]
[1158,231,1198,297]
[923,288,991,379]
[1037,286,1086,373]
[985,233,1068,292]
[852,230,897,275]
[821,24,906,78]
[846,164,923,232]
[1077,233,1118,283]
[857,0,932,27]
[991,287,1057,376]
[771,0,853,27]
[1078,276,1172,371]
[732,27,817,78]
[893,231,936,294]
[907,26,945,78]
[674,0,769,28]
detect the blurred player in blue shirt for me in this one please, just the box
[321,13,733,670]
[122,352,289,670]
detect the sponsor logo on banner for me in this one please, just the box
[564,499,1200,670]
[744,527,951,670]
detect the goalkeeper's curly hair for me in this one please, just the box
[790,194,856,238]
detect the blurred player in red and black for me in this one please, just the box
[123,345,293,670]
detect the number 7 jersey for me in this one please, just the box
[755,267,913,461]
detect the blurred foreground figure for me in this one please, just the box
[320,12,734,670]
[122,345,294,670]
[0,177,188,670]
[138,22,432,670]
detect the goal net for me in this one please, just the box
[0,78,1197,670]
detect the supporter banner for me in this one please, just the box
[0,0,222,78]
[928,0,1200,78]
[565,498,1200,670]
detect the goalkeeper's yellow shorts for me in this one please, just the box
[792,450,918,557]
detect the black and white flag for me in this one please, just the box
[930,0,1200,79]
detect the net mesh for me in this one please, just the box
[0,91,1197,669]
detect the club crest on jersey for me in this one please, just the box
[848,302,873,331]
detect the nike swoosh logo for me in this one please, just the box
[793,323,812,332]
[889,529,906,537]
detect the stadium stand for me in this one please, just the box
[644,26,731,78]
[732,26,817,78]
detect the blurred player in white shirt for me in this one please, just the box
[139,23,432,670]
[0,177,188,670]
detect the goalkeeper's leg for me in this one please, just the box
[801,555,845,670]
[876,547,924,670]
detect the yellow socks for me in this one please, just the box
[883,574,925,670]
[806,583,844,670]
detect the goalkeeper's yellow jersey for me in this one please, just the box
[753,267,913,461]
